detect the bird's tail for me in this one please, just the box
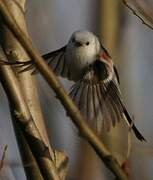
[123,108,146,142]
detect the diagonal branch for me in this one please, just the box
[0,46,61,179]
[122,0,153,31]
[0,0,68,179]
[0,0,128,179]
[0,145,7,171]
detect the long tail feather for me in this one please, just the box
[123,108,146,142]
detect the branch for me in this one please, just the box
[0,0,128,179]
[2,0,54,157]
[1,0,68,179]
[0,47,61,180]
[122,0,153,31]
[0,145,7,171]
[9,116,44,180]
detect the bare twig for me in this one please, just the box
[126,115,134,160]
[0,47,61,180]
[118,121,133,178]
[119,116,135,178]
[122,0,153,31]
[0,0,128,179]
[0,145,7,171]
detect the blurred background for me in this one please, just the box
[0,0,153,179]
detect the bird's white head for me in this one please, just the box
[66,30,101,66]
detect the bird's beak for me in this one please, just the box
[75,41,82,47]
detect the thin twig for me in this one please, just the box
[119,116,135,178]
[122,0,153,31]
[0,0,128,179]
[0,145,8,171]
[126,115,134,159]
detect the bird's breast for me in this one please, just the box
[65,47,97,81]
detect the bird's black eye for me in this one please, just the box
[86,42,90,45]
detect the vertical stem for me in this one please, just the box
[0,47,61,180]
[2,0,53,158]
[99,0,128,166]
[99,0,120,55]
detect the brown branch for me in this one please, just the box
[0,0,128,179]
[9,117,44,180]
[2,0,54,157]
[0,0,68,179]
[0,47,61,180]
[134,0,153,24]
[0,145,7,171]
[123,0,153,31]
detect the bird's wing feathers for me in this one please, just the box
[41,46,69,77]
[69,60,124,133]
[18,46,70,77]
[11,42,145,140]
[69,60,145,141]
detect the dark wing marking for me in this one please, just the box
[16,46,70,78]
[113,65,120,84]
[36,46,69,77]
[109,81,146,141]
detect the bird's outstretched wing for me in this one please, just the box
[69,59,145,141]
[13,46,71,78]
[41,46,69,77]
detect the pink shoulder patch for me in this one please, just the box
[100,52,110,61]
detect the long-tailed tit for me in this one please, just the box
[8,30,145,141]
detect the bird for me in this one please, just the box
[5,30,145,141]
